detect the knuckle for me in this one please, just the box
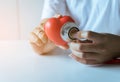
[32,27,48,44]
[77,58,88,64]
[38,31,48,44]
[29,32,38,42]
[74,56,90,65]
[30,33,44,47]
[33,27,43,35]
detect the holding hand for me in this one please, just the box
[29,19,56,55]
[69,31,120,65]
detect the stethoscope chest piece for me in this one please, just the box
[60,22,79,42]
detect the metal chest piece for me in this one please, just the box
[60,22,79,42]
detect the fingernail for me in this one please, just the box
[69,42,80,51]
[71,49,83,58]
[81,31,88,39]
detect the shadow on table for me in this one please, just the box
[42,47,71,58]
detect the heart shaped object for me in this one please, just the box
[44,15,74,46]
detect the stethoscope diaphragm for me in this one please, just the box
[60,22,79,42]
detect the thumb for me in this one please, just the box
[73,31,101,41]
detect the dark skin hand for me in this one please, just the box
[68,31,120,65]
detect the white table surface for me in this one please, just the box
[0,40,120,82]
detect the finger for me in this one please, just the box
[29,32,43,47]
[70,54,101,65]
[79,52,100,60]
[30,42,44,54]
[69,42,100,52]
[71,48,100,60]
[33,27,48,44]
[74,31,103,43]
[71,49,83,58]
[53,14,62,18]
[69,42,80,51]
[70,54,87,64]
[39,18,48,30]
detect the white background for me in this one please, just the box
[0,0,44,40]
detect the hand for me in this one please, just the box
[29,19,56,55]
[69,31,120,65]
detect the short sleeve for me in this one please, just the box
[41,0,70,19]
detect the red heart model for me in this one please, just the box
[44,15,74,47]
